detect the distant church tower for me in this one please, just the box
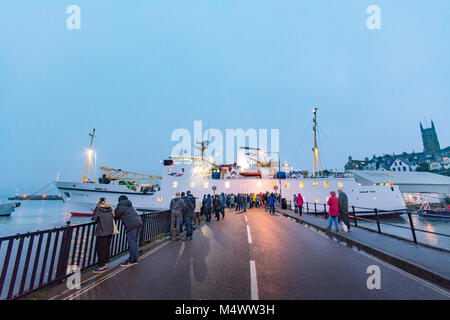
[420,120,441,153]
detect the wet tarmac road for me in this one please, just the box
[63,208,449,300]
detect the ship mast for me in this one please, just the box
[82,128,96,183]
[312,108,323,177]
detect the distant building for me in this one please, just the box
[345,120,449,174]
[420,120,441,153]
[348,170,450,204]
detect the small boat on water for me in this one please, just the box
[418,209,450,219]
[0,203,21,217]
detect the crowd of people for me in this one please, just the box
[89,188,351,273]
[168,191,282,240]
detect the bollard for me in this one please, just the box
[406,211,418,243]
[374,208,381,234]
[352,206,357,227]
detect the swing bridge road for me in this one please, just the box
[43,207,449,300]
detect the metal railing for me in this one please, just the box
[286,201,450,249]
[0,210,171,300]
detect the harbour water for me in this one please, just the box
[0,196,88,237]
[1,196,449,250]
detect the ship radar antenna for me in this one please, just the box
[82,128,96,183]
[312,108,323,177]
[195,130,211,160]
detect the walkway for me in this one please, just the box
[49,208,449,300]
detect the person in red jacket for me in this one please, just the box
[296,193,304,216]
[326,191,339,231]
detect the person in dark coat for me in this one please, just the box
[338,189,350,232]
[235,193,241,211]
[115,195,143,266]
[213,195,221,221]
[204,194,212,222]
[92,197,116,273]
[220,193,226,218]
[183,191,196,240]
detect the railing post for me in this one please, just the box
[306,202,309,214]
[314,203,317,215]
[407,211,417,244]
[56,224,73,280]
[374,208,381,234]
[323,204,326,213]
[352,206,357,227]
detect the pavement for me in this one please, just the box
[48,207,450,300]
[277,207,450,287]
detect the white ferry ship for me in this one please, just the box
[55,124,406,217]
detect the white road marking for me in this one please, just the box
[244,216,248,223]
[247,225,252,244]
[250,260,259,300]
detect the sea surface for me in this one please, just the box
[1,197,450,250]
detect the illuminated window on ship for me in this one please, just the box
[323,181,329,188]
[313,182,318,188]
[203,181,209,189]
[338,181,343,188]
[172,181,178,188]
[299,181,304,188]
[315,196,320,202]
[285,181,290,188]
[158,196,162,202]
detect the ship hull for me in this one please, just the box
[55,171,406,217]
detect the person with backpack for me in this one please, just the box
[182,191,195,240]
[115,195,143,266]
[92,197,116,273]
[169,192,185,240]
[268,193,276,214]
[338,189,350,232]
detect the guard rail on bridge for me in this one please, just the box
[0,210,171,300]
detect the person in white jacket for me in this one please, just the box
[194,196,202,226]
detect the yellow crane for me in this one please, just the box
[99,166,162,185]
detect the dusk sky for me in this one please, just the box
[1,0,449,196]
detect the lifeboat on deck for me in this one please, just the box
[239,171,262,177]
